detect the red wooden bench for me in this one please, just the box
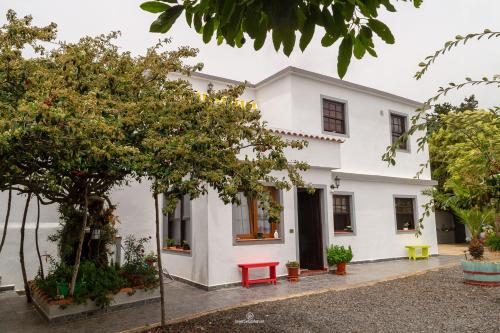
[237,262,279,288]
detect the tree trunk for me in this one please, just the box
[69,186,88,296]
[35,197,44,279]
[0,187,12,255]
[20,193,32,303]
[154,192,166,327]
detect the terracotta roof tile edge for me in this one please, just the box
[269,128,344,143]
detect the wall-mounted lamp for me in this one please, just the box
[330,176,341,190]
[207,82,214,93]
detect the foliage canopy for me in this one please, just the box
[140,0,423,78]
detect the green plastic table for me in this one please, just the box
[405,245,431,260]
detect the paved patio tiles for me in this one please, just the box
[0,255,461,333]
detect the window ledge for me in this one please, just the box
[236,237,282,242]
[162,247,191,255]
[334,231,355,235]
[233,237,284,246]
[397,229,416,233]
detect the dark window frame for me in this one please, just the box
[333,194,354,234]
[394,196,416,231]
[390,113,408,151]
[322,98,346,134]
[164,194,192,253]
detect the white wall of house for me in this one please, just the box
[206,185,298,287]
[330,179,438,261]
[288,73,429,179]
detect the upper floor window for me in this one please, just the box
[394,197,415,231]
[232,186,279,240]
[390,113,408,150]
[323,99,346,134]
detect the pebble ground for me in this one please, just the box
[145,266,500,333]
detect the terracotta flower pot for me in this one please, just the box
[336,262,347,275]
[287,266,300,281]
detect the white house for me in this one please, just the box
[0,66,438,290]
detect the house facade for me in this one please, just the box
[160,67,438,289]
[0,67,438,290]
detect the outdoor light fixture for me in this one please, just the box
[207,82,214,92]
[91,228,102,240]
[330,176,341,190]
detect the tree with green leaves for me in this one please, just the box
[426,95,479,192]
[1,10,309,323]
[2,31,145,297]
[133,41,308,326]
[381,29,499,237]
[383,29,500,169]
[429,110,499,209]
[140,0,423,78]
[0,10,57,301]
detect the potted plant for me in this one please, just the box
[286,261,300,281]
[144,252,157,267]
[256,232,264,239]
[403,222,410,231]
[165,238,176,249]
[326,245,353,275]
[182,240,190,251]
[455,207,500,286]
[344,225,353,232]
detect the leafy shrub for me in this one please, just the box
[286,261,299,268]
[485,234,500,251]
[326,245,353,266]
[36,260,127,308]
[165,238,176,247]
[35,234,159,309]
[121,235,159,288]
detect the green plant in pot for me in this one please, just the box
[485,234,500,252]
[165,239,176,249]
[326,245,353,275]
[144,252,157,267]
[182,240,190,251]
[286,261,300,282]
[453,207,500,286]
[454,207,495,260]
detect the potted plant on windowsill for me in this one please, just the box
[286,261,300,282]
[182,240,190,251]
[344,226,353,232]
[165,238,176,250]
[403,222,410,231]
[327,245,353,275]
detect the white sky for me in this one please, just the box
[2,0,499,107]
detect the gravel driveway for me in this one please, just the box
[147,266,500,333]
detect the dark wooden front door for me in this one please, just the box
[297,189,324,270]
